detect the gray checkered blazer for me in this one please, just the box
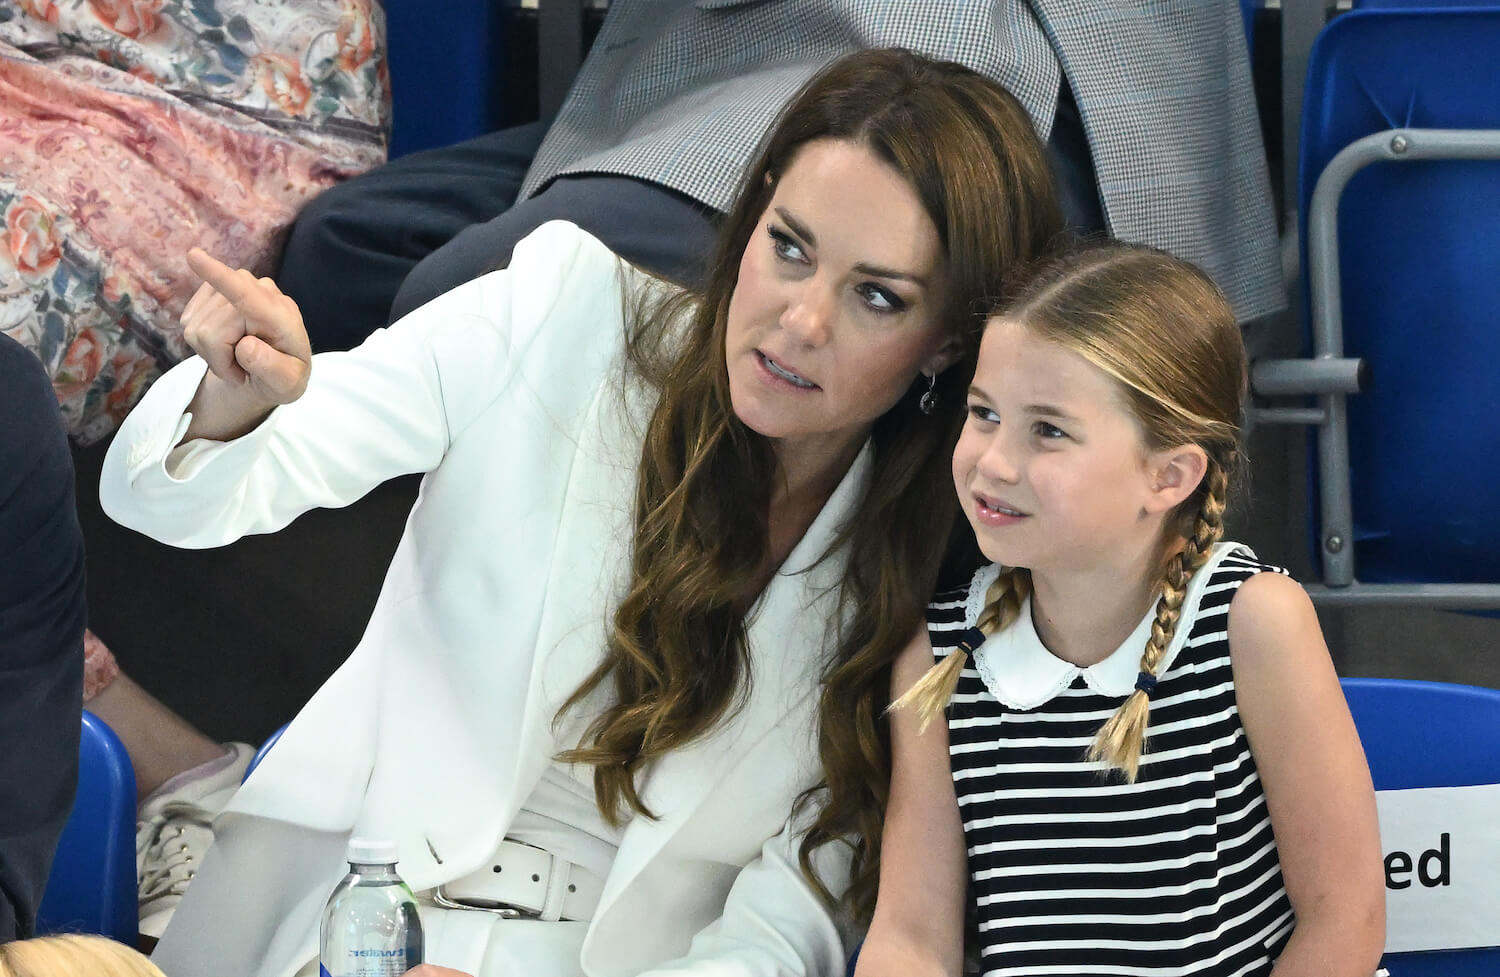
[521,0,1281,322]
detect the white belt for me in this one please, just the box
[434,839,605,922]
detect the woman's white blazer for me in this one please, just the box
[100,222,865,977]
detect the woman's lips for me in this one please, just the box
[756,350,819,390]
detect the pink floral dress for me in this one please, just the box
[0,0,389,442]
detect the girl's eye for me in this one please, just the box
[768,227,807,264]
[968,404,1000,425]
[1032,420,1067,440]
[855,282,906,314]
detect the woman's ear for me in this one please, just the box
[923,335,966,377]
[1143,444,1208,514]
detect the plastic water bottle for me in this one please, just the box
[319,838,425,977]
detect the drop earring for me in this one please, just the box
[919,373,938,415]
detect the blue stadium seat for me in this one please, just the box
[1353,0,1500,8]
[1252,7,1500,609]
[1240,0,1259,47]
[383,0,508,158]
[35,711,138,943]
[1342,678,1500,975]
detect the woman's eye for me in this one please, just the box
[856,282,905,314]
[968,404,999,424]
[1032,420,1067,440]
[768,227,807,263]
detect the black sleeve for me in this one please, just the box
[0,333,85,940]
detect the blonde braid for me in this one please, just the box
[1087,467,1229,781]
[892,568,1032,732]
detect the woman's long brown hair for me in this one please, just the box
[555,48,1063,921]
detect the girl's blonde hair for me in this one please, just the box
[896,243,1247,782]
[0,934,166,977]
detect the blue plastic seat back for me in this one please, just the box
[1354,0,1500,8]
[1343,678,1500,790]
[1299,9,1500,586]
[383,0,506,158]
[1341,678,1500,975]
[35,711,138,943]
[1240,0,1258,48]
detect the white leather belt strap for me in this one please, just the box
[436,839,604,922]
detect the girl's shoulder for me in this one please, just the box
[927,561,1004,633]
[1181,544,1329,699]
[1187,543,1289,618]
[1223,556,1322,666]
[1168,543,1292,654]
[1202,542,1289,583]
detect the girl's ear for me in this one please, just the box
[1143,444,1208,514]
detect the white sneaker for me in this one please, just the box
[135,742,254,938]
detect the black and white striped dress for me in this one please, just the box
[930,543,1295,977]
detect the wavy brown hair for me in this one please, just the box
[555,48,1063,919]
[899,244,1249,780]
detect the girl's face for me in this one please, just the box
[953,318,1176,574]
[724,138,955,469]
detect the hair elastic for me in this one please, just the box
[1134,671,1158,695]
[956,627,986,655]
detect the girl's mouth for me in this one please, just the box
[975,493,1028,524]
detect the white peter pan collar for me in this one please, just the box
[967,542,1248,711]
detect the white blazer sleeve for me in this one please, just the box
[637,805,855,977]
[99,221,626,548]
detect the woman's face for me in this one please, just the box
[724,138,952,468]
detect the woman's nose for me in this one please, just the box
[780,281,834,347]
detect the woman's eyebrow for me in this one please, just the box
[852,261,926,286]
[774,207,815,245]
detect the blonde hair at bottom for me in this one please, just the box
[0,934,166,977]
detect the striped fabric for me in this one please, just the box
[929,545,1295,976]
[519,0,1282,323]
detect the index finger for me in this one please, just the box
[186,248,270,308]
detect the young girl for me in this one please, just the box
[858,245,1386,977]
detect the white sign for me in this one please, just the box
[1375,783,1500,953]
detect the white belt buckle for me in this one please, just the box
[431,884,529,919]
[433,840,598,921]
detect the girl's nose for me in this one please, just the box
[977,435,1021,484]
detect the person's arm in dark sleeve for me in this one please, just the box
[0,333,86,940]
